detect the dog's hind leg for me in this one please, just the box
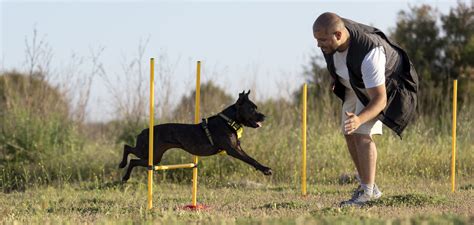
[119,130,150,169]
[118,144,133,169]
[129,131,149,159]
[121,144,169,182]
[122,158,148,182]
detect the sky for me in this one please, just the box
[1,0,469,122]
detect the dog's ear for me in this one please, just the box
[237,90,248,105]
[239,90,246,98]
[246,90,251,96]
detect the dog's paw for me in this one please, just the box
[262,167,273,176]
[121,176,130,182]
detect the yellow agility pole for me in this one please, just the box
[301,83,307,196]
[154,163,196,171]
[183,60,207,210]
[147,58,155,210]
[451,79,458,193]
[192,61,201,206]
[146,59,203,210]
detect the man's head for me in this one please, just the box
[313,12,348,54]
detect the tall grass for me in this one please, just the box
[0,35,472,192]
[107,81,473,189]
[1,70,472,193]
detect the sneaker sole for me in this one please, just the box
[373,192,382,199]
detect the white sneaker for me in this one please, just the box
[373,184,383,199]
[340,184,382,207]
[349,184,382,200]
[340,190,374,207]
[351,191,374,205]
[349,185,363,201]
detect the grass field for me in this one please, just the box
[1,107,473,224]
[1,71,473,224]
[1,177,472,224]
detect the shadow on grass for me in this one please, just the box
[81,180,138,191]
[367,193,446,207]
[254,201,308,210]
[46,206,101,214]
[460,184,473,190]
[313,193,447,216]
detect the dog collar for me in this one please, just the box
[218,113,243,132]
[217,113,244,156]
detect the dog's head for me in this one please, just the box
[235,90,265,128]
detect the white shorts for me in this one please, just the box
[341,88,383,136]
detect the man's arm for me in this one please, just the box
[345,46,387,134]
[344,84,386,134]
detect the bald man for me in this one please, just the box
[313,12,418,206]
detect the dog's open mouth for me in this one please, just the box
[256,122,262,128]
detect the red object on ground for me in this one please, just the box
[182,204,209,210]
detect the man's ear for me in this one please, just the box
[334,30,342,40]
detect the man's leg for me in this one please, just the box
[340,89,382,206]
[353,134,377,186]
[343,134,381,202]
[342,89,361,179]
[340,133,379,206]
[344,135,362,179]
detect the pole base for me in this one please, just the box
[182,204,209,210]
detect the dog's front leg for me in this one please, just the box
[223,144,272,176]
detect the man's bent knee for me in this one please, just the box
[352,133,374,143]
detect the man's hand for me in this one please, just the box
[344,111,361,134]
[349,84,387,133]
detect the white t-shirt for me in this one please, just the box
[333,46,386,89]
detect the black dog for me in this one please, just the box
[119,90,272,181]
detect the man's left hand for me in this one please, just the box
[344,111,361,134]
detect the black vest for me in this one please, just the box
[323,18,419,137]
